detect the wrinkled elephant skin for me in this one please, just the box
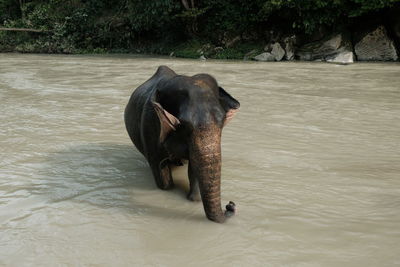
[124,66,240,223]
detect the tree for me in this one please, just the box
[180,0,195,10]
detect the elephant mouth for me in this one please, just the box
[159,156,186,170]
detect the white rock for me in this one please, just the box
[253,52,275,61]
[271,42,285,61]
[327,51,354,64]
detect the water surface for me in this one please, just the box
[1,54,400,266]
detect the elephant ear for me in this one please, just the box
[218,87,240,126]
[152,102,180,143]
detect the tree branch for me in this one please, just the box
[181,0,190,10]
[0,27,47,33]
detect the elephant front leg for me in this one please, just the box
[187,161,201,201]
[149,158,174,190]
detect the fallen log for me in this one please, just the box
[0,27,47,33]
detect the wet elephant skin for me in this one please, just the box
[124,66,240,223]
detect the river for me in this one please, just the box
[1,53,399,266]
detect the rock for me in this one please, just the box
[169,52,175,57]
[199,55,206,61]
[244,49,259,60]
[354,25,398,61]
[253,52,275,62]
[326,51,354,64]
[263,42,285,61]
[271,42,285,61]
[283,35,296,60]
[296,33,353,62]
[299,26,330,45]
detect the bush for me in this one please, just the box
[1,0,399,54]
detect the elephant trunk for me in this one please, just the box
[189,126,226,223]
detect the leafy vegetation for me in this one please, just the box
[1,0,399,57]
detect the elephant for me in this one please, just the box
[124,66,240,223]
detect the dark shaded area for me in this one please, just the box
[0,0,399,58]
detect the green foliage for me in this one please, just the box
[348,0,400,17]
[0,0,20,22]
[173,40,203,58]
[25,2,51,28]
[126,0,180,32]
[260,0,400,33]
[171,41,263,60]
[214,43,263,60]
[0,0,399,54]
[195,0,267,42]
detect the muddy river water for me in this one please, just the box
[1,54,399,266]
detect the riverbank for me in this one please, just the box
[1,24,399,64]
[1,3,399,63]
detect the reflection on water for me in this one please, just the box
[1,54,400,266]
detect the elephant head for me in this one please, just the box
[151,73,240,223]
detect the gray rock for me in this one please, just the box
[244,49,259,60]
[354,26,398,61]
[283,35,296,60]
[253,52,275,61]
[296,33,353,62]
[326,51,354,64]
[271,42,285,61]
[199,55,206,61]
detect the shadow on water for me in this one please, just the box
[40,143,198,220]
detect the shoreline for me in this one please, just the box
[2,28,399,64]
[2,51,399,65]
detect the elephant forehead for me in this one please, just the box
[194,79,210,89]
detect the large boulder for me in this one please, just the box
[253,52,275,61]
[296,33,354,63]
[354,25,398,61]
[326,51,354,64]
[270,42,285,61]
[283,35,296,60]
[262,42,286,61]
